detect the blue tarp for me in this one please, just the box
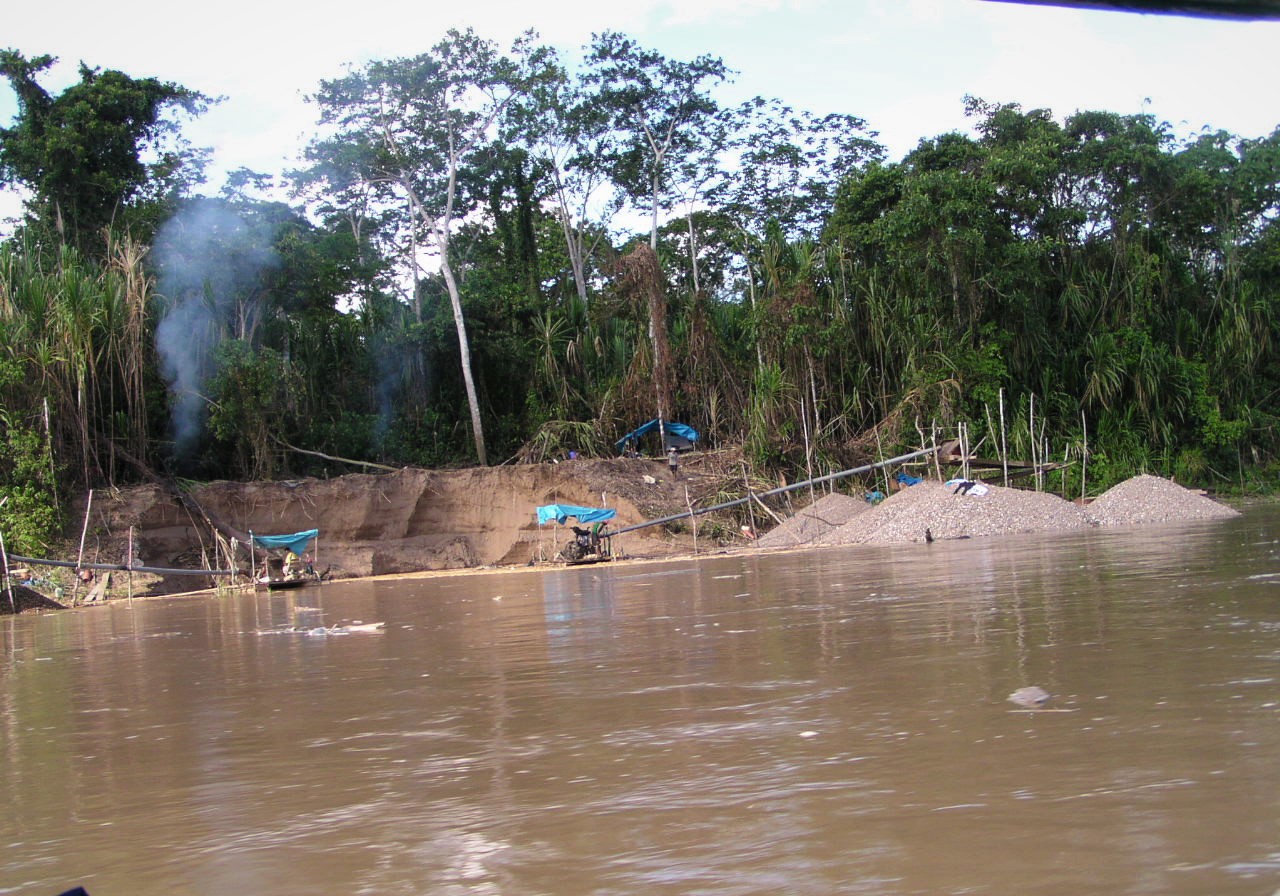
[615,419,700,452]
[536,505,617,526]
[250,529,319,556]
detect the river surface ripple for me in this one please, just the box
[3,505,1280,895]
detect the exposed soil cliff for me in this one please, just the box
[63,456,730,595]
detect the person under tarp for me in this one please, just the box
[535,506,617,562]
[249,529,319,581]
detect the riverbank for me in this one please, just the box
[3,465,1244,614]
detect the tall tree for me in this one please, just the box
[582,32,729,250]
[517,58,622,306]
[0,49,209,255]
[302,29,555,465]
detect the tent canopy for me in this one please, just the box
[250,529,318,556]
[615,419,700,452]
[536,505,617,526]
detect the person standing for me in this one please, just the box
[668,446,680,479]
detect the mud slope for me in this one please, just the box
[77,459,695,585]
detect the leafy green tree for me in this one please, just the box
[207,340,299,480]
[0,49,210,256]
[0,359,59,553]
[302,29,557,465]
[582,32,729,250]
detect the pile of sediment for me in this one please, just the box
[756,493,870,548]
[0,584,68,615]
[1087,474,1241,526]
[760,474,1239,548]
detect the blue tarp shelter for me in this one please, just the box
[615,419,700,453]
[249,529,319,556]
[536,505,617,526]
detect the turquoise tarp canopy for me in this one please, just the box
[536,505,617,526]
[250,529,319,556]
[615,419,699,451]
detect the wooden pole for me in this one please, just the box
[684,485,697,555]
[127,526,134,603]
[1080,410,1089,501]
[932,419,943,482]
[1,496,15,614]
[999,388,1008,488]
[72,489,94,605]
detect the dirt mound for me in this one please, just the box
[753,474,1240,549]
[818,481,1095,545]
[756,493,871,548]
[1,584,68,615]
[1087,474,1240,526]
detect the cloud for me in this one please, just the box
[3,0,1277,209]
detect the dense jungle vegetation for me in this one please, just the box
[2,32,1279,553]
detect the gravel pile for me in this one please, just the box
[1087,474,1240,526]
[756,493,870,548]
[819,482,1094,545]
[759,473,1240,549]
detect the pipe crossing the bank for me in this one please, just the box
[608,446,939,537]
[7,555,236,576]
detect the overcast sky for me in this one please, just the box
[2,0,1278,230]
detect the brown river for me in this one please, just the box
[4,505,1280,895]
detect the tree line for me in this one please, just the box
[1,33,1278,552]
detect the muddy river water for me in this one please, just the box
[4,505,1280,895]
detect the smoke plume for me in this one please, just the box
[153,198,279,464]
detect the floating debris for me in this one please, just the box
[256,621,386,637]
[1007,686,1052,708]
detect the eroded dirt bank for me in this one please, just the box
[23,461,1243,606]
[69,458,710,592]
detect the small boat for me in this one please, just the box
[250,528,323,591]
[255,577,313,592]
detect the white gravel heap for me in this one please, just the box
[819,481,1094,545]
[756,493,870,548]
[1087,473,1240,526]
[759,473,1238,548]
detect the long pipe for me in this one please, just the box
[609,446,939,536]
[7,555,237,576]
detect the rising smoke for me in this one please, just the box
[153,198,279,466]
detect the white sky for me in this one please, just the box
[2,0,1278,233]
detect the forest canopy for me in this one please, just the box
[1,33,1278,553]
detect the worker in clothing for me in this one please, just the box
[283,550,302,579]
[668,446,680,480]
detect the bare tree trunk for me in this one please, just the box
[438,250,488,466]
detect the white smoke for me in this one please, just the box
[153,198,279,463]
